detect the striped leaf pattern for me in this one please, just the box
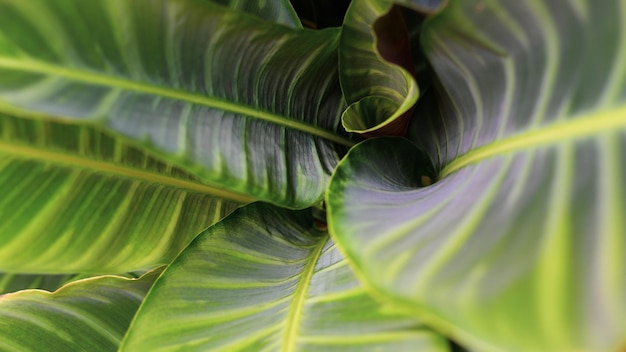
[0,0,349,209]
[339,0,418,136]
[328,0,626,351]
[0,268,161,352]
[0,113,240,273]
[120,203,448,352]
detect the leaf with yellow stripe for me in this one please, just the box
[327,0,626,350]
[120,203,449,352]
[0,0,349,209]
[0,112,241,273]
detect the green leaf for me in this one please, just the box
[0,112,240,273]
[209,0,301,28]
[120,203,449,352]
[339,0,418,136]
[0,268,162,352]
[0,0,350,209]
[327,0,626,351]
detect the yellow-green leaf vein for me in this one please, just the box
[0,57,354,147]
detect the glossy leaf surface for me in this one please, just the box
[0,269,161,352]
[340,0,418,136]
[328,0,626,350]
[0,0,348,209]
[121,203,448,352]
[0,113,240,273]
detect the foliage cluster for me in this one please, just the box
[0,0,625,351]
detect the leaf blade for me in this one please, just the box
[120,203,449,352]
[339,0,418,136]
[0,0,349,208]
[0,269,161,352]
[328,0,626,350]
[0,112,240,273]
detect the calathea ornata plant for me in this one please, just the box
[0,0,624,351]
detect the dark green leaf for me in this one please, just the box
[0,0,350,209]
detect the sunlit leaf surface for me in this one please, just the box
[0,113,240,273]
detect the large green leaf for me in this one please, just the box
[339,0,418,136]
[0,0,350,209]
[0,112,240,273]
[0,268,161,352]
[328,0,626,351]
[120,203,449,351]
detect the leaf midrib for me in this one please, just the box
[281,237,327,352]
[0,139,255,203]
[0,57,354,147]
[440,103,626,177]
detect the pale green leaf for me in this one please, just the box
[0,112,240,273]
[0,0,350,209]
[328,0,626,350]
[0,268,162,352]
[120,203,449,352]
